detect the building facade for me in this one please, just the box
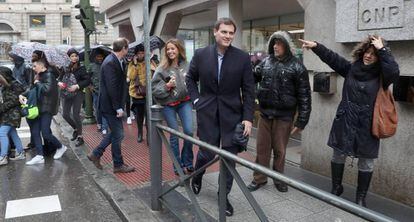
[100,0,414,207]
[0,0,114,48]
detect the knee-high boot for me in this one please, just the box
[331,162,345,196]
[356,171,373,207]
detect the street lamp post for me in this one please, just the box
[75,0,96,125]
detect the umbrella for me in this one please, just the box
[10,42,70,67]
[79,45,112,62]
[127,35,165,60]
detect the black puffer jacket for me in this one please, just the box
[312,43,399,158]
[255,31,311,129]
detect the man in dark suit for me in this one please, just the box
[88,38,135,173]
[186,17,255,216]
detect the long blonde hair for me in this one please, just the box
[160,39,186,70]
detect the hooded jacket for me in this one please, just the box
[0,67,25,127]
[255,31,311,129]
[9,53,31,89]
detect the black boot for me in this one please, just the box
[75,137,84,147]
[71,130,78,141]
[356,171,373,207]
[331,162,345,196]
[137,126,143,143]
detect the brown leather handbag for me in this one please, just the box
[372,78,398,139]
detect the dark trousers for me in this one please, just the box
[125,93,131,117]
[195,145,238,194]
[194,110,238,194]
[92,113,124,167]
[27,113,62,156]
[62,92,84,135]
[132,98,146,135]
[253,116,292,184]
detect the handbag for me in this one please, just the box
[134,73,146,97]
[232,123,249,152]
[61,72,78,99]
[21,87,40,120]
[372,76,398,139]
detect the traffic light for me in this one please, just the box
[75,0,95,35]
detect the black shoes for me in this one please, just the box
[71,130,78,141]
[274,181,288,192]
[247,181,267,192]
[137,133,143,143]
[191,175,202,194]
[226,198,234,217]
[75,137,84,147]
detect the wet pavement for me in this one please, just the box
[0,120,121,222]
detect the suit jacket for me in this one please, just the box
[186,44,255,147]
[98,53,127,115]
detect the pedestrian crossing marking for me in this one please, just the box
[16,132,31,139]
[5,195,61,219]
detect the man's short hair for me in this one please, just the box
[214,17,237,32]
[112,38,129,52]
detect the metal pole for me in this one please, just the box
[218,158,227,221]
[143,0,152,142]
[155,124,397,222]
[82,31,96,124]
[150,105,163,211]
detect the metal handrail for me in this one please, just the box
[149,105,397,222]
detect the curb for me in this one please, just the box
[53,113,160,222]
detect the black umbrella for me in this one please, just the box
[79,45,112,62]
[127,35,165,60]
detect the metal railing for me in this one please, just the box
[149,105,397,222]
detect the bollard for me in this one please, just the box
[150,105,163,211]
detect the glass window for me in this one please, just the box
[66,0,72,3]
[32,0,40,2]
[30,40,46,44]
[0,0,6,3]
[62,15,71,28]
[29,15,45,28]
[95,12,105,26]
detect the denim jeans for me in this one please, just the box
[162,101,194,169]
[92,113,124,167]
[0,124,24,157]
[92,92,108,131]
[27,113,63,156]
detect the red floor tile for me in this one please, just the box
[83,121,255,189]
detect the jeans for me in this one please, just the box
[0,125,24,157]
[332,150,374,172]
[92,92,108,130]
[92,113,124,167]
[27,113,63,156]
[62,92,84,135]
[162,101,194,168]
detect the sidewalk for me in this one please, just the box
[56,113,414,221]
